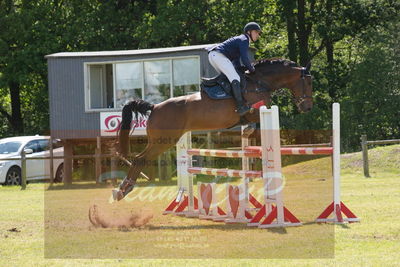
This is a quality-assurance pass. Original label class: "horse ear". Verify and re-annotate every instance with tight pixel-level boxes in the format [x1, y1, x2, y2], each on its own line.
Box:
[305, 62, 312, 71]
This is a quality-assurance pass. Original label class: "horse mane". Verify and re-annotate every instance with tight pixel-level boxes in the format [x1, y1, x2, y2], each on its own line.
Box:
[254, 58, 299, 69]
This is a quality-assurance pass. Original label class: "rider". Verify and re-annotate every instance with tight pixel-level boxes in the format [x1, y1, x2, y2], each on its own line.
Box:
[208, 22, 262, 116]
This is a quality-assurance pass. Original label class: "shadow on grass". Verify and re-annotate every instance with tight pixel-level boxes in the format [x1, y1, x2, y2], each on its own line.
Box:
[143, 220, 339, 233]
[302, 221, 352, 229]
[143, 221, 337, 233]
[140, 223, 289, 234]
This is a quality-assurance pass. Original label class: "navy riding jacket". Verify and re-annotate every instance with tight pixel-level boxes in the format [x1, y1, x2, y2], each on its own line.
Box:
[210, 34, 255, 73]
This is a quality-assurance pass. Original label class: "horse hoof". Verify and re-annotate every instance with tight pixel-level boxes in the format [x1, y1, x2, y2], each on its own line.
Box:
[112, 189, 124, 201]
[242, 125, 255, 138]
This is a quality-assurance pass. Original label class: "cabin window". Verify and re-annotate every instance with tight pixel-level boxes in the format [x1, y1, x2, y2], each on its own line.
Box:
[144, 60, 171, 104]
[173, 57, 200, 96]
[85, 56, 200, 111]
[88, 64, 114, 109]
[115, 62, 143, 108]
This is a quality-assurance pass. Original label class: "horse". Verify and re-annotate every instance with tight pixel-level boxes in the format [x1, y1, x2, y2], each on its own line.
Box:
[112, 58, 313, 201]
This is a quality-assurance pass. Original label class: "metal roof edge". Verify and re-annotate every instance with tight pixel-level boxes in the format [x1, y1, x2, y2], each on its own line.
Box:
[45, 44, 217, 59]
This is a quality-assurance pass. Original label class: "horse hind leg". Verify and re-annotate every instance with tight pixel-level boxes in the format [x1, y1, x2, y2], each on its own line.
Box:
[113, 154, 151, 201]
[113, 132, 183, 201]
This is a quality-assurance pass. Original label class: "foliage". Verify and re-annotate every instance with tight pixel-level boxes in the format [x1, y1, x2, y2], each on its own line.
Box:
[341, 22, 400, 151]
[0, 0, 399, 151]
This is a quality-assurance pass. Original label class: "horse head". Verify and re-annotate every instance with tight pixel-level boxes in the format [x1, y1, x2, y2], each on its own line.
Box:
[249, 59, 313, 113]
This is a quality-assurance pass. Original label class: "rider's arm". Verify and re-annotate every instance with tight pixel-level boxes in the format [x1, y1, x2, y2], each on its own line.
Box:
[239, 39, 255, 73]
[232, 59, 241, 69]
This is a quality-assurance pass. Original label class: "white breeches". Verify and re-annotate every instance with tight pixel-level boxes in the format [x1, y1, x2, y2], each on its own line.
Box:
[208, 51, 240, 83]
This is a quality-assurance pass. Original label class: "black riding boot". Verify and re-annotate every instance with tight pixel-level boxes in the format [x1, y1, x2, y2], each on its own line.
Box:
[231, 80, 250, 116]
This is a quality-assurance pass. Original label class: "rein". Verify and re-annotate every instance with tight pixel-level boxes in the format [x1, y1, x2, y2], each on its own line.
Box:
[243, 74, 272, 93]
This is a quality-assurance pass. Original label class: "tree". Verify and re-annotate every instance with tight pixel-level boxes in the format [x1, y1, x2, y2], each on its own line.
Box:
[0, 1, 26, 134]
[277, 0, 399, 66]
[341, 21, 400, 150]
[0, 0, 152, 135]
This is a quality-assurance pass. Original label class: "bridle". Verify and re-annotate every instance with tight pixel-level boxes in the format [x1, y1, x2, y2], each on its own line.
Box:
[296, 67, 313, 106]
[244, 67, 313, 107]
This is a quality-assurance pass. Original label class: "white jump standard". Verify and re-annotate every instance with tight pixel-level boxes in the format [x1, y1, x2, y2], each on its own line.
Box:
[315, 103, 360, 223]
[163, 132, 199, 217]
[246, 106, 302, 228]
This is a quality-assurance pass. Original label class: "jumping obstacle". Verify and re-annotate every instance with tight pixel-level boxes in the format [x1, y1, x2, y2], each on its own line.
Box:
[163, 128, 264, 222]
[163, 103, 359, 226]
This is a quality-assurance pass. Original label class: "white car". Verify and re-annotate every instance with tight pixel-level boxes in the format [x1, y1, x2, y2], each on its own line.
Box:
[0, 136, 64, 185]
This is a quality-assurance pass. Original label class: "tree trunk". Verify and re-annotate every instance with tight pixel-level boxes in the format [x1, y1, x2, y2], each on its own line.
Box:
[326, 40, 334, 65]
[297, 0, 309, 66]
[325, 0, 336, 99]
[282, 0, 297, 62]
[9, 81, 24, 134]
[326, 0, 334, 66]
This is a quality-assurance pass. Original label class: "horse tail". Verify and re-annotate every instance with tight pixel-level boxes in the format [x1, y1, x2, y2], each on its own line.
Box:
[119, 99, 154, 156]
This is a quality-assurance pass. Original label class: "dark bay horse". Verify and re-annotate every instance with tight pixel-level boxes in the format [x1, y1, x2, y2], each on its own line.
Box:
[113, 59, 313, 201]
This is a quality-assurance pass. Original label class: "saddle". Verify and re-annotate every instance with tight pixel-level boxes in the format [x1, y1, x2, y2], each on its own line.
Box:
[201, 72, 247, 100]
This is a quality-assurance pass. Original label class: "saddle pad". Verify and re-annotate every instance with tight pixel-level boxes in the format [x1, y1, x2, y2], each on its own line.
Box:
[201, 84, 233, 100]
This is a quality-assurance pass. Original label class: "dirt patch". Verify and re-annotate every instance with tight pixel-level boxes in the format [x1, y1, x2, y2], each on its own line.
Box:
[88, 204, 153, 229]
[7, 227, 21, 233]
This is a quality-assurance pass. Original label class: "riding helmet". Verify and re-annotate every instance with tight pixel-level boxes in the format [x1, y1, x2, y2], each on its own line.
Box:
[243, 22, 262, 33]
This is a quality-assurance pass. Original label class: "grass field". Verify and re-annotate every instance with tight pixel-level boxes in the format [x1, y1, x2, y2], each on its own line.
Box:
[0, 145, 399, 266]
